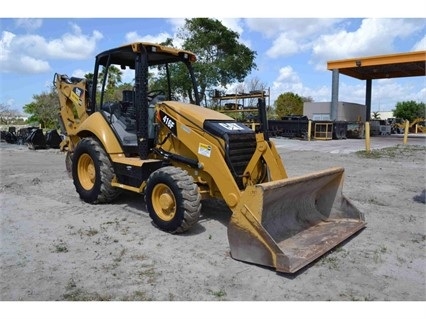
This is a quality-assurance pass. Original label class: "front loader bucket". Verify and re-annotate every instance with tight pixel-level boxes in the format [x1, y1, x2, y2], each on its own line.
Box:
[228, 167, 366, 273]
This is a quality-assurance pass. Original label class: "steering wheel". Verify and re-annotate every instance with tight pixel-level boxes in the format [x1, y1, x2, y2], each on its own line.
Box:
[147, 89, 166, 101]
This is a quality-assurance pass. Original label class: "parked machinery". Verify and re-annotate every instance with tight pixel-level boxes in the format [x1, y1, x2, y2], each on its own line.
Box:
[54, 42, 365, 273]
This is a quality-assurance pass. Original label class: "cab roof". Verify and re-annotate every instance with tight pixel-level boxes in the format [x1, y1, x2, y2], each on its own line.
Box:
[95, 42, 197, 68]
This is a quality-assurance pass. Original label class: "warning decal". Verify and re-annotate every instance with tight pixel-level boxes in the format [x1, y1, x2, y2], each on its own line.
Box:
[198, 143, 212, 158]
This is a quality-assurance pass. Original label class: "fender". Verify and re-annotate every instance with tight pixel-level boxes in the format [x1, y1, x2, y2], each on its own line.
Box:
[76, 112, 123, 154]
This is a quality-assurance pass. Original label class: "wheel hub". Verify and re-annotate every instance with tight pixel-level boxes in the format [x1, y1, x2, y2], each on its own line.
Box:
[78, 153, 96, 190]
[152, 184, 176, 221]
[159, 193, 174, 210]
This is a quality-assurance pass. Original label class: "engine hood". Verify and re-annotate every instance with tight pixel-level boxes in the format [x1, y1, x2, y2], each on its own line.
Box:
[159, 101, 235, 128]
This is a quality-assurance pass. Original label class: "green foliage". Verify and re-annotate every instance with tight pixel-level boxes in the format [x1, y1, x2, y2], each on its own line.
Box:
[273, 92, 304, 118]
[177, 18, 257, 104]
[86, 67, 132, 103]
[99, 65, 123, 102]
[23, 88, 59, 129]
[392, 100, 425, 122]
[372, 111, 381, 119]
[149, 62, 194, 102]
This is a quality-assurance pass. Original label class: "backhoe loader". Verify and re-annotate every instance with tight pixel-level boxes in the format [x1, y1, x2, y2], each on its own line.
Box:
[54, 42, 366, 273]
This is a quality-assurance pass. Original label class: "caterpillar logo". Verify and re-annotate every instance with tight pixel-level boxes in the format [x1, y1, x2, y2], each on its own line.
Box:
[159, 110, 177, 135]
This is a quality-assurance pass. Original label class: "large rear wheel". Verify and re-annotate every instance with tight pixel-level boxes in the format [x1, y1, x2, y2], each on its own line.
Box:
[72, 137, 121, 204]
[145, 166, 201, 233]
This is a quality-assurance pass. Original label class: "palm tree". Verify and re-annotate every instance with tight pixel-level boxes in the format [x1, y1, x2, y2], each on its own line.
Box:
[372, 111, 381, 120]
[98, 66, 123, 102]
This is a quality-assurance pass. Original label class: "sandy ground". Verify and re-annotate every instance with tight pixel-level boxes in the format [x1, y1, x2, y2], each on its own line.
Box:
[0, 136, 425, 315]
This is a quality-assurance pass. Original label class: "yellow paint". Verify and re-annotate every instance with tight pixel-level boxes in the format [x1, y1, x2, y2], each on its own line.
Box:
[403, 120, 409, 144]
[365, 122, 371, 152]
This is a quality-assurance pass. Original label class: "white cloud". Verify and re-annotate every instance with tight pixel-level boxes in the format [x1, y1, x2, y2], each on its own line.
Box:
[372, 79, 426, 107]
[412, 34, 426, 51]
[71, 69, 90, 78]
[1, 31, 49, 73]
[246, 18, 425, 71]
[5, 98, 16, 107]
[43, 23, 103, 59]
[271, 66, 305, 100]
[237, 18, 425, 108]
[147, 18, 247, 49]
[246, 18, 341, 58]
[220, 18, 244, 36]
[19, 56, 50, 73]
[417, 87, 426, 102]
[246, 18, 340, 39]
[0, 31, 15, 62]
[167, 18, 186, 29]
[267, 35, 300, 57]
[124, 31, 172, 45]
[14, 18, 43, 31]
[0, 24, 103, 74]
[275, 66, 300, 83]
[311, 18, 425, 70]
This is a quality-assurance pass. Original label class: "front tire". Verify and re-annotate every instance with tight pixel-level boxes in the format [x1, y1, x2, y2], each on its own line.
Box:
[145, 166, 201, 233]
[72, 137, 121, 204]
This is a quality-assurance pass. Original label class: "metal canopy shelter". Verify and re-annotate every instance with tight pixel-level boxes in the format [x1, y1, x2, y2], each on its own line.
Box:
[327, 50, 426, 121]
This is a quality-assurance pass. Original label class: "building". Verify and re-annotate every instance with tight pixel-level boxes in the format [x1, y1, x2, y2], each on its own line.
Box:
[303, 101, 366, 122]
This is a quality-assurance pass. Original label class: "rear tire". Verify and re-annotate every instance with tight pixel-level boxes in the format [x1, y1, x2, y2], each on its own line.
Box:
[72, 137, 121, 204]
[145, 166, 201, 233]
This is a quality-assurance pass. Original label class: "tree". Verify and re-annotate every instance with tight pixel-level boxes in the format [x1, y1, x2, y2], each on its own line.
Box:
[393, 100, 425, 122]
[302, 96, 314, 103]
[23, 88, 59, 129]
[273, 92, 304, 119]
[85, 66, 130, 103]
[176, 18, 257, 104]
[372, 111, 381, 120]
[245, 76, 269, 108]
[98, 65, 123, 101]
[0, 103, 22, 125]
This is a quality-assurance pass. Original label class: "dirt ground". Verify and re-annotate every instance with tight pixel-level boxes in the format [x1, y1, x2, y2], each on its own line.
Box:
[0, 136, 425, 314]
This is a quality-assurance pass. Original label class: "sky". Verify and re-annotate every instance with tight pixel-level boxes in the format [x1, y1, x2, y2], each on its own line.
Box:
[1, 1, 425, 118]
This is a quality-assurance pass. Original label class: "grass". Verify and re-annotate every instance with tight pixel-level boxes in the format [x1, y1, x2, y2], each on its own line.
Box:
[356, 145, 426, 159]
[137, 265, 158, 284]
[138, 267, 156, 278]
[320, 255, 339, 270]
[373, 245, 388, 263]
[209, 289, 227, 299]
[62, 278, 112, 301]
[62, 288, 112, 301]
[52, 240, 68, 253]
[121, 291, 152, 301]
[77, 226, 99, 238]
[339, 291, 376, 301]
[319, 247, 349, 270]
